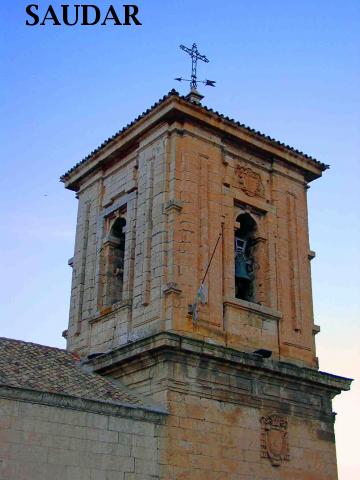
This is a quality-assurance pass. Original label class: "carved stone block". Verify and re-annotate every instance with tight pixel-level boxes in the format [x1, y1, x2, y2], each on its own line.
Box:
[236, 164, 265, 198]
[260, 414, 290, 466]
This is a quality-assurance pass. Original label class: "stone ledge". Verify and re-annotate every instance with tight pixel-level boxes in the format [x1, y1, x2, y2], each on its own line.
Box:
[308, 249, 316, 260]
[88, 299, 133, 324]
[164, 199, 183, 213]
[0, 385, 167, 421]
[223, 297, 282, 320]
[86, 332, 352, 393]
[231, 188, 276, 214]
[163, 282, 182, 295]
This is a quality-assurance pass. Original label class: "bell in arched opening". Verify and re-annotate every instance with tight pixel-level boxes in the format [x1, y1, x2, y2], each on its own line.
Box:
[234, 213, 256, 301]
[107, 217, 126, 305]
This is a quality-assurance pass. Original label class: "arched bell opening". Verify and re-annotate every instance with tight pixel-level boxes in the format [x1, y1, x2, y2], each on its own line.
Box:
[106, 217, 126, 305]
[234, 212, 257, 301]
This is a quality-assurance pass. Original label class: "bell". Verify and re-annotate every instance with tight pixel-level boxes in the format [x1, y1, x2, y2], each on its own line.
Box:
[235, 258, 252, 281]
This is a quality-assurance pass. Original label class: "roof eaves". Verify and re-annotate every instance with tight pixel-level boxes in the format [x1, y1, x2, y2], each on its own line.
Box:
[0, 337, 160, 411]
[60, 89, 328, 183]
[184, 100, 328, 171]
[60, 89, 180, 183]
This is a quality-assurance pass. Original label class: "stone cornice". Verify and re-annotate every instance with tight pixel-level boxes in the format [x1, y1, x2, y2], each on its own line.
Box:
[61, 91, 327, 191]
[0, 385, 167, 421]
[223, 297, 282, 320]
[86, 332, 352, 394]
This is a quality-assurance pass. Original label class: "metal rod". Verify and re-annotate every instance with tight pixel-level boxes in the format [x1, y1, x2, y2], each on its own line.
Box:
[201, 232, 222, 285]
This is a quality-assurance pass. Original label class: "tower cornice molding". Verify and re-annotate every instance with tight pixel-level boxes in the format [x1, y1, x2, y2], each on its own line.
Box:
[85, 332, 352, 394]
[61, 91, 327, 191]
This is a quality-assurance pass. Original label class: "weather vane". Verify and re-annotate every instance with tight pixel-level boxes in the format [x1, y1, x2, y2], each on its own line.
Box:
[175, 43, 216, 90]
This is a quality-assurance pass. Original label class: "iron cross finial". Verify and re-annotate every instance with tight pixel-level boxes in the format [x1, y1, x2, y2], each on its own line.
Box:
[175, 43, 216, 90]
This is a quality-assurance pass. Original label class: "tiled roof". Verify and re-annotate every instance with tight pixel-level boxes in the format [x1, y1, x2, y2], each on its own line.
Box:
[0, 337, 149, 409]
[60, 89, 327, 182]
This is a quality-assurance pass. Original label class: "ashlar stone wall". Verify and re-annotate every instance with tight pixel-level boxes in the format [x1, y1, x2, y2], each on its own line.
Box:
[89, 334, 343, 480]
[66, 107, 320, 367]
[0, 396, 163, 480]
[170, 120, 317, 367]
[159, 391, 338, 480]
[67, 124, 171, 356]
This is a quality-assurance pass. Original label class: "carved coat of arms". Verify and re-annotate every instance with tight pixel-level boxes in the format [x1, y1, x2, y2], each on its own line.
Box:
[235, 165, 265, 198]
[260, 414, 290, 466]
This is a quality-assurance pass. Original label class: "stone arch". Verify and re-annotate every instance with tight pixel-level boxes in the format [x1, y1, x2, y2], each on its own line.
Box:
[106, 216, 126, 305]
[234, 212, 257, 301]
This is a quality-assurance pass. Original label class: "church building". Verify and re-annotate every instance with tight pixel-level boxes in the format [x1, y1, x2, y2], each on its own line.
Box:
[0, 88, 352, 479]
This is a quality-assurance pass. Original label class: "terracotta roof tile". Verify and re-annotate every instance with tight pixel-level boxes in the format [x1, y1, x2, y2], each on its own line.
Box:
[60, 89, 327, 182]
[0, 337, 149, 409]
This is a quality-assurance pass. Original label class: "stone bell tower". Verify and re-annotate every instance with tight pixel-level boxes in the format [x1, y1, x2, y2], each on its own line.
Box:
[61, 90, 351, 479]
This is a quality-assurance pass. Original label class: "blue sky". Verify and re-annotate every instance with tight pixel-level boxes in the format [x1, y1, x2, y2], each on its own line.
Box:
[1, 1, 359, 476]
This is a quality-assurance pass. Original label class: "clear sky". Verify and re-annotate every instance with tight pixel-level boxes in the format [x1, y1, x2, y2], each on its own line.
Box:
[1, 1, 359, 477]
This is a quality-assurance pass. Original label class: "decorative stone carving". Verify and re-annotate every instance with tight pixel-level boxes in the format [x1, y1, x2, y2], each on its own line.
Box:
[260, 414, 290, 466]
[235, 164, 264, 198]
